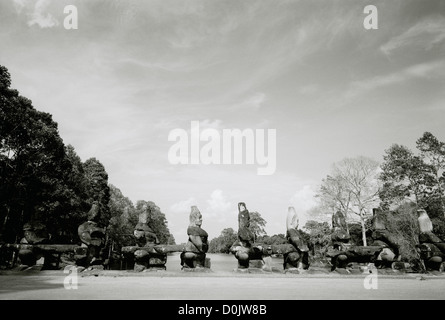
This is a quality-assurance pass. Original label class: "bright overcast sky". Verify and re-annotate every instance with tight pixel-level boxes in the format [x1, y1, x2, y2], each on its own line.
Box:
[1, 0, 445, 243]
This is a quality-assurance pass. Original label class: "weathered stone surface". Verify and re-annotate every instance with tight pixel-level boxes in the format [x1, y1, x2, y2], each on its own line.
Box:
[122, 205, 169, 271]
[282, 207, 310, 270]
[181, 206, 210, 270]
[230, 202, 266, 269]
[417, 209, 445, 271]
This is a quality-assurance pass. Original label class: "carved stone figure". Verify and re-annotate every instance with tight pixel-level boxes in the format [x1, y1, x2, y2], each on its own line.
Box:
[327, 210, 385, 271]
[18, 221, 50, 266]
[230, 202, 263, 269]
[121, 204, 168, 271]
[75, 202, 106, 267]
[327, 211, 351, 269]
[180, 206, 210, 269]
[331, 210, 351, 247]
[369, 208, 401, 268]
[417, 209, 445, 271]
[282, 207, 310, 270]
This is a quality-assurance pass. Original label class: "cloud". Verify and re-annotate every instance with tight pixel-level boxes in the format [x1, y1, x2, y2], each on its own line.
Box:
[169, 197, 198, 215]
[289, 185, 317, 227]
[289, 185, 317, 212]
[27, 0, 59, 28]
[229, 93, 266, 111]
[205, 189, 232, 219]
[381, 16, 445, 55]
[346, 59, 445, 99]
[12, 0, 27, 14]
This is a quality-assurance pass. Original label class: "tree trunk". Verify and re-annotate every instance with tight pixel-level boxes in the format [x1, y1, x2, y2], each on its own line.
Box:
[360, 214, 367, 246]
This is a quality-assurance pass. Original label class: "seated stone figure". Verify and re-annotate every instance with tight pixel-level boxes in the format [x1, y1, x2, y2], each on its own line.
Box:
[75, 201, 106, 267]
[327, 209, 400, 271]
[282, 207, 310, 270]
[122, 204, 168, 271]
[18, 221, 50, 266]
[331, 210, 351, 248]
[327, 210, 351, 270]
[181, 206, 209, 269]
[230, 202, 263, 269]
[417, 209, 445, 271]
[369, 208, 401, 268]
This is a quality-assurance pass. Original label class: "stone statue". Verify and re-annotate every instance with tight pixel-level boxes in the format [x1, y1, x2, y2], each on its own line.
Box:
[282, 207, 310, 270]
[180, 206, 210, 269]
[327, 210, 385, 271]
[327, 211, 351, 270]
[134, 208, 160, 248]
[417, 209, 445, 271]
[230, 202, 263, 269]
[369, 208, 401, 268]
[331, 210, 351, 247]
[18, 221, 50, 266]
[75, 201, 106, 267]
[121, 204, 168, 271]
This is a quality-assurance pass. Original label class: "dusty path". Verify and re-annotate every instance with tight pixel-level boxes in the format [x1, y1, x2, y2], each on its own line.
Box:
[1, 272, 445, 300]
[1, 253, 444, 300]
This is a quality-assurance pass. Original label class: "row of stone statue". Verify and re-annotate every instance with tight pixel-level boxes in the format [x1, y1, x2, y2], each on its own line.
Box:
[4, 201, 445, 273]
[77, 202, 445, 273]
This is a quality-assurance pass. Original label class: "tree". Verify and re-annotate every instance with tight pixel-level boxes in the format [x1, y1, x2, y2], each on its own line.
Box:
[379, 144, 437, 211]
[248, 211, 267, 242]
[303, 220, 331, 255]
[416, 132, 445, 217]
[317, 156, 381, 246]
[107, 184, 138, 249]
[208, 228, 238, 253]
[256, 234, 287, 246]
[0, 65, 71, 242]
[135, 200, 174, 244]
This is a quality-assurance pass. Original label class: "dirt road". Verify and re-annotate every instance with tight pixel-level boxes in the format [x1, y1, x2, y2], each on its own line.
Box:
[1, 253, 444, 300]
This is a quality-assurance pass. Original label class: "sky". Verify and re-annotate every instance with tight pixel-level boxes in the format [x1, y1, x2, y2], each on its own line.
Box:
[1, 0, 445, 243]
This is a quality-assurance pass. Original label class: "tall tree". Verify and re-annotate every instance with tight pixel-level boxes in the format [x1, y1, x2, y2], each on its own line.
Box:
[135, 200, 174, 244]
[317, 156, 381, 246]
[379, 144, 436, 211]
[0, 65, 69, 242]
[248, 211, 267, 242]
[416, 132, 445, 217]
[107, 184, 137, 249]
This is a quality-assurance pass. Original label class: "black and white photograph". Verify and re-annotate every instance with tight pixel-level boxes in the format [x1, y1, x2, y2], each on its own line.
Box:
[1, 0, 445, 307]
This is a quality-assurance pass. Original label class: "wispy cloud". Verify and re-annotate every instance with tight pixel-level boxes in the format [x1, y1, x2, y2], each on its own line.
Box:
[205, 189, 232, 218]
[15, 0, 59, 28]
[229, 93, 266, 111]
[170, 197, 198, 215]
[346, 59, 445, 99]
[381, 16, 445, 55]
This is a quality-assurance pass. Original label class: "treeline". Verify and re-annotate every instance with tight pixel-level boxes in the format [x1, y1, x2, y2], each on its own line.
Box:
[209, 132, 445, 262]
[0, 65, 174, 248]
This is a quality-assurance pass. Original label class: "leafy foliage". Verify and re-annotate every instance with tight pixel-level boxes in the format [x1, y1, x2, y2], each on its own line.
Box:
[135, 200, 175, 244]
[248, 211, 267, 241]
[0, 65, 174, 249]
[316, 156, 381, 246]
[1, 65, 75, 242]
[208, 228, 238, 253]
[302, 220, 331, 254]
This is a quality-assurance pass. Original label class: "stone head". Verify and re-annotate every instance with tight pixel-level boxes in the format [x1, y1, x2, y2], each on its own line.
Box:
[417, 209, 433, 233]
[286, 207, 299, 230]
[87, 201, 100, 221]
[189, 206, 202, 227]
[332, 210, 347, 230]
[238, 202, 247, 212]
